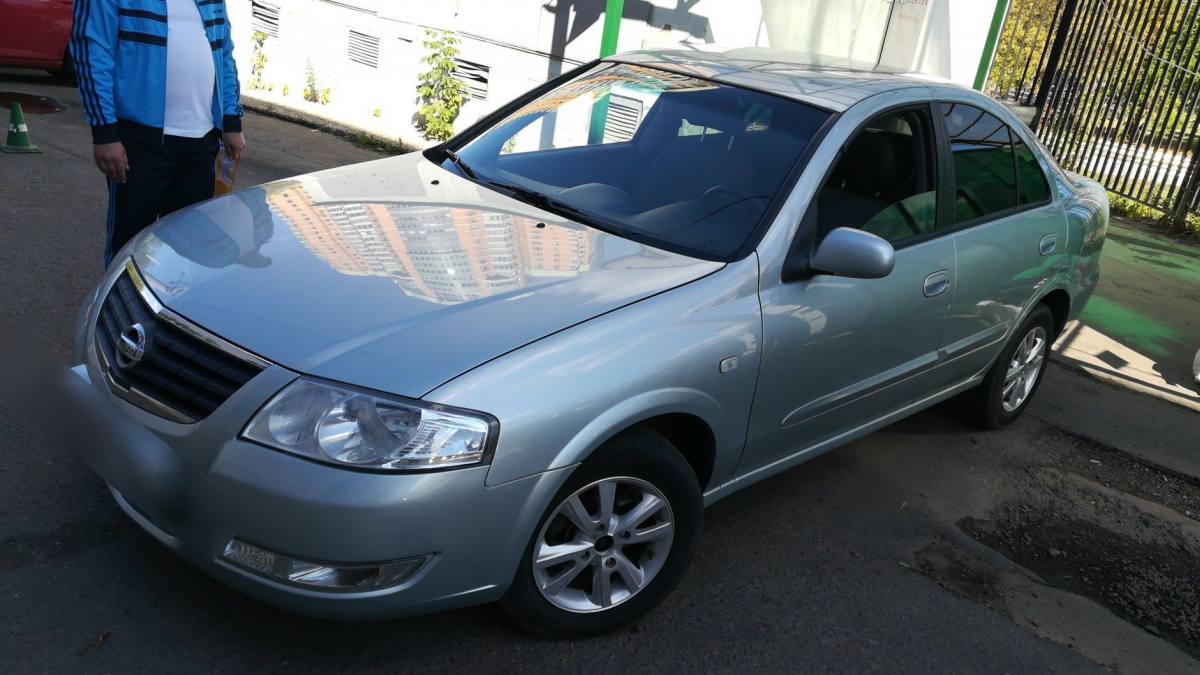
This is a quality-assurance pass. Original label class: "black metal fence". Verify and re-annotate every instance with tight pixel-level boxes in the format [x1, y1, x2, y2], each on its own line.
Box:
[987, 0, 1200, 225]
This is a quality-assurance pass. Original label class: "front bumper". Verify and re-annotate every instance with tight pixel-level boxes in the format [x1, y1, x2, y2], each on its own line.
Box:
[65, 363, 570, 620]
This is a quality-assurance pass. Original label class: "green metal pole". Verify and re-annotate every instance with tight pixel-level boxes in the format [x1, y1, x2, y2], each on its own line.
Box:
[973, 0, 1011, 91]
[599, 0, 625, 58]
[589, 0, 625, 144]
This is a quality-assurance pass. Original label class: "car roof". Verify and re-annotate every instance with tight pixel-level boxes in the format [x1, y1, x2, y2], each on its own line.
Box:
[609, 46, 954, 112]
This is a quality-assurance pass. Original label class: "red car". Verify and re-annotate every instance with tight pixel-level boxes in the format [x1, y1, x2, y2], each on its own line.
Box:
[0, 0, 74, 74]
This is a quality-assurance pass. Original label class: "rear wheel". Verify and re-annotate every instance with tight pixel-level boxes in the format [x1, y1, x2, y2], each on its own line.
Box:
[964, 305, 1054, 428]
[501, 427, 701, 637]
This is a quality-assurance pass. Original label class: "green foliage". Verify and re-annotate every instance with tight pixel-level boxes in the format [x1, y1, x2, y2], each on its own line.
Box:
[303, 61, 331, 105]
[1109, 192, 1200, 235]
[248, 31, 269, 90]
[989, 0, 1200, 231]
[416, 30, 467, 141]
[350, 131, 394, 153]
[281, 84, 290, 97]
[986, 0, 1056, 100]
[988, 0, 1200, 146]
[1109, 192, 1163, 222]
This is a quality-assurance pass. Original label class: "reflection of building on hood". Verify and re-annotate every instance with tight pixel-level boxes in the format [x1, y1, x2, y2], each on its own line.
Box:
[156, 190, 275, 269]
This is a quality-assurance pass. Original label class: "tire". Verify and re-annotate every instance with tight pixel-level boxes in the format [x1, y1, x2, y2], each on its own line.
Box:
[501, 427, 702, 638]
[964, 305, 1055, 429]
[55, 51, 77, 84]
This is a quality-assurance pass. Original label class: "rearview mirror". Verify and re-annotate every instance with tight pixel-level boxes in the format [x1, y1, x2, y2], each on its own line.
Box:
[808, 227, 895, 279]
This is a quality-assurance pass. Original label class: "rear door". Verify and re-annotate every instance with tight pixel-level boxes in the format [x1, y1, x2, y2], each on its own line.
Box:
[935, 101, 1068, 380]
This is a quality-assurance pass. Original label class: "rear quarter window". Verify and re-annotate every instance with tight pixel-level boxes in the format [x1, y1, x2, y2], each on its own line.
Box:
[1014, 139, 1051, 205]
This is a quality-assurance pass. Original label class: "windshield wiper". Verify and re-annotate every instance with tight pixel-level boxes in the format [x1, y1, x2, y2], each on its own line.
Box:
[441, 148, 477, 179]
[482, 180, 624, 234]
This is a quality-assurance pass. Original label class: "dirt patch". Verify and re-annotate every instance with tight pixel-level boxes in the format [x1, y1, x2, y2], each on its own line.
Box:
[913, 540, 1003, 605]
[963, 505, 1200, 659]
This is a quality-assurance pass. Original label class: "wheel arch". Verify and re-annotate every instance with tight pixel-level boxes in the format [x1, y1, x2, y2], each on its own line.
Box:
[976, 285, 1072, 377]
[635, 413, 716, 490]
[1040, 287, 1072, 338]
[548, 389, 725, 492]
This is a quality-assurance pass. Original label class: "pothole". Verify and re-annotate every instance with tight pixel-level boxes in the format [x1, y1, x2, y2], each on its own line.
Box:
[914, 425, 1200, 666]
[962, 507, 1200, 659]
[1051, 429, 1200, 519]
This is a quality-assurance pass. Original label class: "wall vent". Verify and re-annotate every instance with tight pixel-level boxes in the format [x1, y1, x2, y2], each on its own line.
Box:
[250, 1, 280, 38]
[453, 58, 490, 100]
[603, 95, 644, 143]
[348, 30, 381, 68]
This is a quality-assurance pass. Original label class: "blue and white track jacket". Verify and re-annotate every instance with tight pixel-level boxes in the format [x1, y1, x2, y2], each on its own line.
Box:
[71, 0, 243, 144]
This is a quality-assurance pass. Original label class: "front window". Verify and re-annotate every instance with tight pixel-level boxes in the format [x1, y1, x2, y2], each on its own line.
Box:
[815, 108, 938, 246]
[441, 63, 830, 261]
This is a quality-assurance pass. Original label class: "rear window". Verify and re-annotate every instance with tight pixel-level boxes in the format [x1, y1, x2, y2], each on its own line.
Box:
[449, 62, 831, 261]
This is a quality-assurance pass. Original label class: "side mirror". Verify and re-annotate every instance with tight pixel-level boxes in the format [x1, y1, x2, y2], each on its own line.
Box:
[808, 227, 896, 279]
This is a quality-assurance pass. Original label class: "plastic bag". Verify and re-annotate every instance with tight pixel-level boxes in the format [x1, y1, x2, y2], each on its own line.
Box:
[214, 148, 239, 197]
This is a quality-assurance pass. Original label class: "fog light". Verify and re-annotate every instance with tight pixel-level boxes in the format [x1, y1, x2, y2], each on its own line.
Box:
[221, 538, 430, 592]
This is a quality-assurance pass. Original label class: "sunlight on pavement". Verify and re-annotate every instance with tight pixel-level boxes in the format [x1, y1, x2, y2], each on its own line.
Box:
[1051, 218, 1200, 411]
[1054, 321, 1200, 412]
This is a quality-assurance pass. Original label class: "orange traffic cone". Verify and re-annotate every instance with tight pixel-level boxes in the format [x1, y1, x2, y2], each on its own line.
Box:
[1, 102, 41, 153]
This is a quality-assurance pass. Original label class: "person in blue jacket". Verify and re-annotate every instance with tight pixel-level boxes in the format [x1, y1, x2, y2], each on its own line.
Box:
[71, 0, 247, 265]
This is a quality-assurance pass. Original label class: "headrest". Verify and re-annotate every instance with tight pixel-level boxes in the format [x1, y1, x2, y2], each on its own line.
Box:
[834, 131, 897, 194]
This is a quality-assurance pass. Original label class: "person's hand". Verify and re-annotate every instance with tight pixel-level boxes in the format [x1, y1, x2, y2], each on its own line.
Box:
[223, 132, 246, 161]
[94, 142, 129, 183]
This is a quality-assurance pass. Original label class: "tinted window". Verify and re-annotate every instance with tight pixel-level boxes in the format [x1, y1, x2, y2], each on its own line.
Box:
[941, 103, 1018, 222]
[1014, 138, 1051, 204]
[449, 63, 831, 261]
[816, 109, 938, 244]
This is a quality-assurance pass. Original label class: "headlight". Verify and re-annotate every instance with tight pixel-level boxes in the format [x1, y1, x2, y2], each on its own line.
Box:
[243, 378, 495, 471]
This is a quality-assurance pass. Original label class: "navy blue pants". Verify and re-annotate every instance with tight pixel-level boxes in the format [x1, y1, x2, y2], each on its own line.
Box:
[105, 129, 221, 265]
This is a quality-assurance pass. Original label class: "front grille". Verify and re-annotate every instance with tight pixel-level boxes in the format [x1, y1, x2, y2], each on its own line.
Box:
[94, 267, 265, 422]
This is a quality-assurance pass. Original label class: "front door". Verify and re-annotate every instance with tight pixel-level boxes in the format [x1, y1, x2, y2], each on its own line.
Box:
[741, 104, 956, 473]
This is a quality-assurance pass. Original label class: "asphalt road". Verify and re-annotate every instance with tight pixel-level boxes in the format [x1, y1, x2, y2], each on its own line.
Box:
[3, 74, 1199, 674]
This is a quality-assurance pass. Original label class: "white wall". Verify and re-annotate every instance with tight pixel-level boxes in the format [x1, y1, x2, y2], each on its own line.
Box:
[227, 0, 1002, 149]
[911, 0, 1004, 86]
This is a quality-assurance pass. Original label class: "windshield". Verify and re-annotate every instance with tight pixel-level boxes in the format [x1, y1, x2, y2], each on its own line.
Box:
[444, 62, 831, 261]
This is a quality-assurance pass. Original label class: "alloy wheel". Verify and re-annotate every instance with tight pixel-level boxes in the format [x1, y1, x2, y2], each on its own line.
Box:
[532, 476, 674, 612]
[1002, 325, 1047, 413]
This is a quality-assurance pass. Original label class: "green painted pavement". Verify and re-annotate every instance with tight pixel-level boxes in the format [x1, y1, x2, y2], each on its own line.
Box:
[1078, 218, 1199, 393]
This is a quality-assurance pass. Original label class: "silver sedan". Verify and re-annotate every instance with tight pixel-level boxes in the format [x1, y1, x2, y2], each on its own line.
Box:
[68, 47, 1107, 637]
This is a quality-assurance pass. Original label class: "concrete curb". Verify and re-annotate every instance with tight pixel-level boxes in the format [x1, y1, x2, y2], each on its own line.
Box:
[240, 92, 418, 154]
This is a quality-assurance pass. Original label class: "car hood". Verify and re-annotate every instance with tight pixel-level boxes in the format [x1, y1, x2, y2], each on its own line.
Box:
[131, 153, 722, 398]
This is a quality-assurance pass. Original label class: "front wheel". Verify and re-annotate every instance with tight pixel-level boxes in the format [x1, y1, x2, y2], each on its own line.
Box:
[964, 305, 1054, 428]
[501, 428, 702, 637]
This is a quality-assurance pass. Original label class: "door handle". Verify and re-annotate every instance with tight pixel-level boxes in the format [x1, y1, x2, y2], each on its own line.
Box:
[923, 270, 950, 298]
[1039, 234, 1057, 256]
